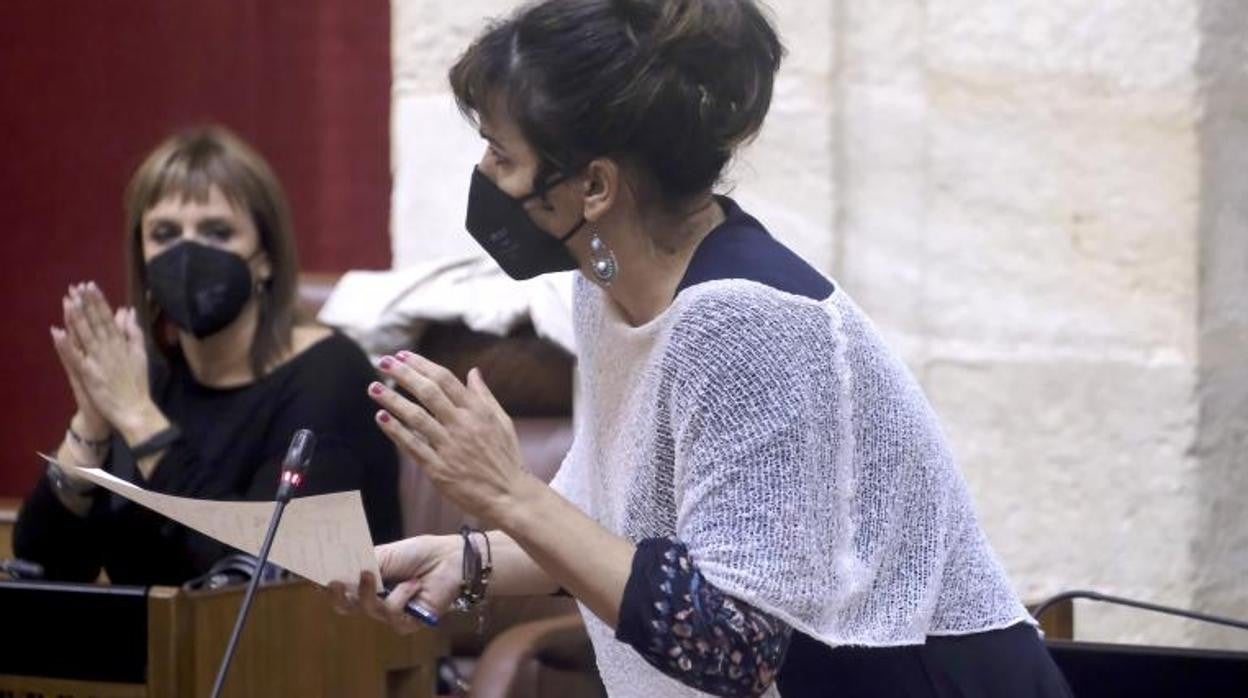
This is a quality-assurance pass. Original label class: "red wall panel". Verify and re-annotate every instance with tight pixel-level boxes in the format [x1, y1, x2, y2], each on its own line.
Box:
[0, 1, 391, 495]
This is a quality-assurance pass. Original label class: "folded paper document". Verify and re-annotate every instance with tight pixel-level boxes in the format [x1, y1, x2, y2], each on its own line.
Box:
[38, 454, 379, 587]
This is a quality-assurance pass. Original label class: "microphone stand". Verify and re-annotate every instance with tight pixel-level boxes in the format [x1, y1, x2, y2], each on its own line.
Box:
[210, 429, 315, 698]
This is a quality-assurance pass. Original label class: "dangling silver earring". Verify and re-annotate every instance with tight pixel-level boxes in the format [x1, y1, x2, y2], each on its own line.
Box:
[588, 230, 618, 286]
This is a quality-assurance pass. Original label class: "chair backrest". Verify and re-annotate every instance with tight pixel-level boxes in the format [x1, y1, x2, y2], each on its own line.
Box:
[297, 273, 576, 536]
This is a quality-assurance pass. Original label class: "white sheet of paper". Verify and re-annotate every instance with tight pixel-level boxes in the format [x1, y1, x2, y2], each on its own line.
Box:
[39, 454, 379, 587]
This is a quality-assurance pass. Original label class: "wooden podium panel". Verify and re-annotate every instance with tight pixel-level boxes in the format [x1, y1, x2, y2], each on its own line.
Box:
[179, 582, 444, 697]
[0, 580, 446, 698]
[0, 497, 18, 561]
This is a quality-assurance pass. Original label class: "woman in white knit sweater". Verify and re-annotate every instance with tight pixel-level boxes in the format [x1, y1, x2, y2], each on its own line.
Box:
[333, 1, 1072, 695]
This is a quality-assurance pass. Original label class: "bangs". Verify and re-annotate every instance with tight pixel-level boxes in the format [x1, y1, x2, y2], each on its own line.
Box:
[448, 20, 578, 178]
[131, 137, 253, 216]
[448, 20, 518, 128]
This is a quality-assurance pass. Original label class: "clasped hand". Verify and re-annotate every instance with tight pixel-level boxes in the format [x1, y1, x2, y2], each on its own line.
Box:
[51, 282, 150, 437]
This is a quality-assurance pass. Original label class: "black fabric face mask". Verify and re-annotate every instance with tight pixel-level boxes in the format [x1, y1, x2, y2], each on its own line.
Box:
[464, 167, 586, 280]
[146, 242, 256, 338]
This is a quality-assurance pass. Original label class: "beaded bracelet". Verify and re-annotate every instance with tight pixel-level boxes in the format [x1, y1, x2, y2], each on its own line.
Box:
[452, 526, 492, 612]
[67, 426, 110, 455]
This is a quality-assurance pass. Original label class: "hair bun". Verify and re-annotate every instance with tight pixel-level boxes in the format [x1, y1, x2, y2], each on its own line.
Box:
[452, 0, 783, 207]
[617, 0, 782, 151]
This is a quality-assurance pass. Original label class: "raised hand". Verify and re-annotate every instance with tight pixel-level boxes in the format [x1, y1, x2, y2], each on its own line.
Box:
[366, 351, 533, 524]
[50, 321, 109, 440]
[60, 282, 154, 435]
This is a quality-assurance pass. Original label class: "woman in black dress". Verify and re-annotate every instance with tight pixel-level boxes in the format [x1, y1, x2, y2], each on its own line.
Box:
[16, 127, 402, 585]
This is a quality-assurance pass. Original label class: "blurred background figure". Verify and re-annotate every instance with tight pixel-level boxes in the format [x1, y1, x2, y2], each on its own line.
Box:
[13, 127, 401, 584]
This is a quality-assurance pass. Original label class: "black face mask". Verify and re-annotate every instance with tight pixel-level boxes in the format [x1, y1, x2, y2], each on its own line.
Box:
[146, 242, 256, 338]
[464, 167, 586, 280]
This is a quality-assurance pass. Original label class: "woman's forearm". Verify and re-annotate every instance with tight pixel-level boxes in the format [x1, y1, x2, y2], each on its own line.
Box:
[493, 475, 636, 629]
[482, 530, 562, 597]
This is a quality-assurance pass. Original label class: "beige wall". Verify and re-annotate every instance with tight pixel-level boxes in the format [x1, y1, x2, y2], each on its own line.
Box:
[1193, 0, 1248, 650]
[391, 0, 1248, 648]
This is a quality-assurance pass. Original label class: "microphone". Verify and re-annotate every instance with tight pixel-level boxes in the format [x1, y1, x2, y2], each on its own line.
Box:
[276, 428, 315, 502]
[272, 431, 438, 626]
[210, 429, 315, 698]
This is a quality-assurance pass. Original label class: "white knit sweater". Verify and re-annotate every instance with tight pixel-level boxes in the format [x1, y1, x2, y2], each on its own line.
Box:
[550, 275, 1031, 697]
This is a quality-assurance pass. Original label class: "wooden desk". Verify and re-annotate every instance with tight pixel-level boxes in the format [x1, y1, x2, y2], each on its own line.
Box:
[0, 497, 18, 561]
[0, 580, 446, 698]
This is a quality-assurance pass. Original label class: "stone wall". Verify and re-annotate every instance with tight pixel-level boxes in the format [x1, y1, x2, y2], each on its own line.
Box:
[390, 0, 1248, 648]
[1193, 0, 1248, 651]
[842, 0, 1206, 648]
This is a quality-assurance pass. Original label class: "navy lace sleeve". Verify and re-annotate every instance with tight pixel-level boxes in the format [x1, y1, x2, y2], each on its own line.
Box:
[615, 537, 792, 696]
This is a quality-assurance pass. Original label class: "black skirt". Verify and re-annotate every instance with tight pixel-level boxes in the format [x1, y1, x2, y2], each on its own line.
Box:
[776, 622, 1073, 697]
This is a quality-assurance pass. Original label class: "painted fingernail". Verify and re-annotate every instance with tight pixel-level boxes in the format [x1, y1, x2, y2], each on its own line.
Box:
[396, 350, 413, 361]
[378, 410, 391, 423]
[379, 356, 394, 370]
[369, 382, 384, 396]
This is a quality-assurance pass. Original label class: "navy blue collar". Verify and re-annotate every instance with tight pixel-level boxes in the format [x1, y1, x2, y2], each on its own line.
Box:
[675, 196, 834, 302]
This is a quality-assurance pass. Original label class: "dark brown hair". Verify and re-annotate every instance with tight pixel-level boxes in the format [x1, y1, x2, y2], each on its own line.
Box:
[123, 126, 300, 378]
[450, 0, 783, 212]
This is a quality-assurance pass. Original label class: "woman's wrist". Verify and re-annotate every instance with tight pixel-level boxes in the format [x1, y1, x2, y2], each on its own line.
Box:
[452, 526, 493, 611]
[64, 437, 107, 468]
[488, 473, 548, 537]
[70, 411, 110, 442]
[49, 440, 100, 516]
[63, 422, 108, 467]
[114, 401, 170, 446]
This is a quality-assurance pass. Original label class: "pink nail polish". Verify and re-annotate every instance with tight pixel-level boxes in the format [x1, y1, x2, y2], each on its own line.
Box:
[379, 356, 393, 370]
[378, 411, 391, 423]
[369, 382, 384, 396]
[396, 350, 412, 360]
